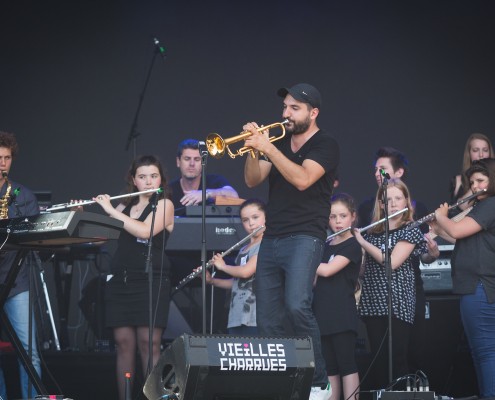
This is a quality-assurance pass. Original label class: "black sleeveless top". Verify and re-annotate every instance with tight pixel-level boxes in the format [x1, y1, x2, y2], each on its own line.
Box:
[111, 201, 171, 277]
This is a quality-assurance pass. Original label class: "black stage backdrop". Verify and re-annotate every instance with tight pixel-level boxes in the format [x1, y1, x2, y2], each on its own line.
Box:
[0, 0, 494, 213]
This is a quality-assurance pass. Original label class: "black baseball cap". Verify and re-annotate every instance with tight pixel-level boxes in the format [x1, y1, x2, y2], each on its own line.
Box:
[277, 83, 321, 109]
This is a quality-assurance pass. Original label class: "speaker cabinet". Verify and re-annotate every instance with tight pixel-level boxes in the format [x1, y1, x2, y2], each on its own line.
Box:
[143, 334, 315, 400]
[423, 295, 478, 397]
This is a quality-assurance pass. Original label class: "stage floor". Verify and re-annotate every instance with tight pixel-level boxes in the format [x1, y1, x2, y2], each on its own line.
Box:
[1, 343, 478, 400]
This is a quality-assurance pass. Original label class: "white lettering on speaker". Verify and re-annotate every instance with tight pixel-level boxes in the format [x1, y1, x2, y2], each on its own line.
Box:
[218, 341, 287, 371]
[215, 227, 237, 235]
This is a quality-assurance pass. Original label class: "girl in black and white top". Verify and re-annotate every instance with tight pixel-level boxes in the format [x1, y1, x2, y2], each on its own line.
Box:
[354, 179, 427, 389]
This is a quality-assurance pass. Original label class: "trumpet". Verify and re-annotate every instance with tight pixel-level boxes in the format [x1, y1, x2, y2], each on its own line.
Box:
[406, 189, 486, 230]
[172, 224, 265, 294]
[206, 119, 289, 159]
[326, 208, 409, 242]
[46, 188, 163, 212]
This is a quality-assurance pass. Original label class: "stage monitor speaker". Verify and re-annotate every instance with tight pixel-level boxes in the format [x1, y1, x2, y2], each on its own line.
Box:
[143, 333, 315, 400]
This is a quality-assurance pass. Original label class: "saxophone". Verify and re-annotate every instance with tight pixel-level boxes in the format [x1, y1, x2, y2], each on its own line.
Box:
[0, 171, 12, 220]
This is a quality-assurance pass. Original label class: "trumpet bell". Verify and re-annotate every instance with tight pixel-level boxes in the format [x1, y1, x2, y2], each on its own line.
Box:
[205, 119, 289, 159]
[206, 133, 226, 159]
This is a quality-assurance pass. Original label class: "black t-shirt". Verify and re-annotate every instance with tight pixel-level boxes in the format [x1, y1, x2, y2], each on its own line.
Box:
[451, 196, 495, 303]
[313, 237, 362, 335]
[264, 130, 339, 241]
[169, 174, 232, 216]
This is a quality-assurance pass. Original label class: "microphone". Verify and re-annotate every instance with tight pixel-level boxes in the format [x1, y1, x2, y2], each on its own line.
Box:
[198, 140, 208, 157]
[153, 37, 167, 59]
[8, 187, 20, 206]
[379, 168, 390, 179]
[149, 187, 163, 205]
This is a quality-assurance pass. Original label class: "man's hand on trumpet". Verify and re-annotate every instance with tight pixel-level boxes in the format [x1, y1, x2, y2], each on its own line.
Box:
[243, 122, 271, 156]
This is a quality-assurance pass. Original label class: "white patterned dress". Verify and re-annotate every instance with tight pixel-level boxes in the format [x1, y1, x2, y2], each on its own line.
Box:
[358, 226, 427, 324]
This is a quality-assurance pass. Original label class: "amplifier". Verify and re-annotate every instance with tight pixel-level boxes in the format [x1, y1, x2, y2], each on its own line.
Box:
[144, 334, 315, 400]
[166, 217, 245, 251]
[420, 244, 454, 293]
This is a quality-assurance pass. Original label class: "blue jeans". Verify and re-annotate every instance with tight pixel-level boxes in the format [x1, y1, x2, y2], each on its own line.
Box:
[255, 235, 327, 387]
[0, 291, 41, 400]
[460, 281, 495, 398]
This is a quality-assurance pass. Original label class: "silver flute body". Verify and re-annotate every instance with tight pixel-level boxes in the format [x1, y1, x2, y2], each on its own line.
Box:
[326, 207, 409, 242]
[46, 188, 162, 211]
[172, 225, 265, 293]
[406, 189, 486, 229]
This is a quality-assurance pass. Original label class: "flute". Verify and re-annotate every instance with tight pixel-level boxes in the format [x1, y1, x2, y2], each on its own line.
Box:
[172, 225, 265, 294]
[406, 189, 486, 229]
[46, 188, 163, 212]
[326, 208, 409, 242]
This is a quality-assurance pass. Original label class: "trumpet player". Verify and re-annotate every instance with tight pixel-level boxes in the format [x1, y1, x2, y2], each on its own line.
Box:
[243, 83, 339, 400]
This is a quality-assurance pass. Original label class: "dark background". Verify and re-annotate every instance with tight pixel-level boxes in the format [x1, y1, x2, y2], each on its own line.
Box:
[1, 0, 494, 213]
[1, 1, 492, 397]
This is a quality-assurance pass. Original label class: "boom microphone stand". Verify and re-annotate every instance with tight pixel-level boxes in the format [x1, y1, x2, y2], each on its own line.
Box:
[124, 37, 167, 158]
[379, 170, 393, 384]
[198, 141, 209, 335]
[145, 190, 161, 378]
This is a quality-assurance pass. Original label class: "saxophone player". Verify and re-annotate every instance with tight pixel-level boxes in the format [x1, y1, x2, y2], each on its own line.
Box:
[0, 130, 41, 400]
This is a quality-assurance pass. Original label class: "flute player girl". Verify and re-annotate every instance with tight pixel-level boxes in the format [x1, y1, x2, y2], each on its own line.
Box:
[354, 179, 427, 389]
[431, 158, 495, 398]
[201, 198, 266, 335]
[313, 193, 362, 400]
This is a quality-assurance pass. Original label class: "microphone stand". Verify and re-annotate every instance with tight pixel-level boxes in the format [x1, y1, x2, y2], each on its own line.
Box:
[145, 192, 160, 378]
[380, 174, 393, 385]
[198, 141, 209, 335]
[124, 45, 160, 158]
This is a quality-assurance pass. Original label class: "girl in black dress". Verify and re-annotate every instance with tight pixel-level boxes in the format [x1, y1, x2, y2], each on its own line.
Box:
[313, 193, 362, 400]
[93, 155, 174, 400]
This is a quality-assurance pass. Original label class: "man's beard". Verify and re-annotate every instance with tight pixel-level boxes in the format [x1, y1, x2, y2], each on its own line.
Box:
[287, 116, 311, 135]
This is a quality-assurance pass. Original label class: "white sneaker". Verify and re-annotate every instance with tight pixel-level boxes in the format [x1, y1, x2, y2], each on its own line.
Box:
[309, 382, 332, 400]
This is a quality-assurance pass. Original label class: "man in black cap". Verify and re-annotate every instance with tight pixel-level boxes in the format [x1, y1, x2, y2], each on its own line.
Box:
[243, 83, 339, 400]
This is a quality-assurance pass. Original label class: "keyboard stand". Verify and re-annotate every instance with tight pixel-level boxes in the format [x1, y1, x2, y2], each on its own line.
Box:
[0, 248, 48, 395]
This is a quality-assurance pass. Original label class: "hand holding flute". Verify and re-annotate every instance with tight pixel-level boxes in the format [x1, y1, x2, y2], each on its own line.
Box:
[326, 208, 408, 242]
[47, 188, 162, 212]
[172, 224, 265, 293]
[406, 189, 485, 230]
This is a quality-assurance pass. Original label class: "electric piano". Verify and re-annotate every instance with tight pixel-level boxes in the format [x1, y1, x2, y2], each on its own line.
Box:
[0, 210, 123, 395]
[0, 210, 123, 246]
